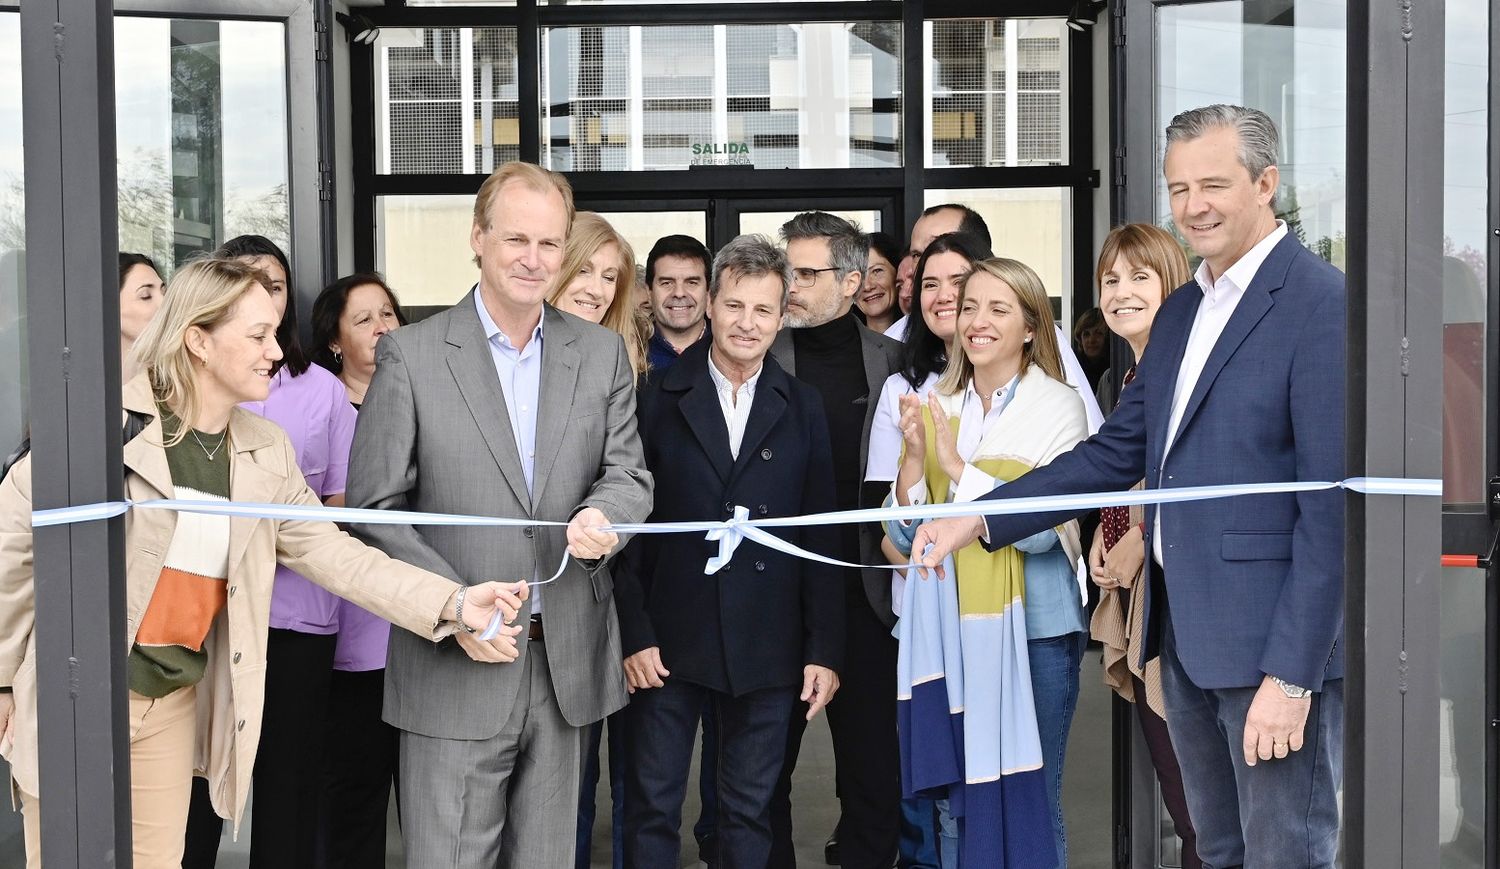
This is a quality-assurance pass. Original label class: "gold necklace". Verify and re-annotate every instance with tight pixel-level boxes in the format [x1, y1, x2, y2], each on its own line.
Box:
[191, 428, 228, 461]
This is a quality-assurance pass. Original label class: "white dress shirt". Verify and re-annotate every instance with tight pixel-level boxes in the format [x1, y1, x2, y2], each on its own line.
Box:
[707, 353, 762, 460]
[1153, 220, 1288, 565]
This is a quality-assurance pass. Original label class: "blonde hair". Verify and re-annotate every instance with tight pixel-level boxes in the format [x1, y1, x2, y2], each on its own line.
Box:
[1095, 223, 1192, 300]
[471, 163, 576, 268]
[936, 258, 1066, 396]
[548, 212, 648, 382]
[130, 257, 268, 445]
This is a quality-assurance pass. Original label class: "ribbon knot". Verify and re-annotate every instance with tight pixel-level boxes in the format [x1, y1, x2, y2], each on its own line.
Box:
[704, 505, 751, 574]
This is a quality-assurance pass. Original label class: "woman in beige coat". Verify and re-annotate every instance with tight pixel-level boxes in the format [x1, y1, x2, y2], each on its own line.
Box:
[0, 257, 530, 869]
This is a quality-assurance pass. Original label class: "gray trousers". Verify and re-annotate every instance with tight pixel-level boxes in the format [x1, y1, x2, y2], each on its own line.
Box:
[399, 642, 585, 869]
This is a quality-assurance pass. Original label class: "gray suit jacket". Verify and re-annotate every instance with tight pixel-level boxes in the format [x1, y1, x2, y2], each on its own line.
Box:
[770, 318, 904, 626]
[347, 294, 654, 738]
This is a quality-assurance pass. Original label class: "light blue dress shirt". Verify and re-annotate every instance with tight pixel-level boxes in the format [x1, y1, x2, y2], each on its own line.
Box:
[475, 290, 546, 612]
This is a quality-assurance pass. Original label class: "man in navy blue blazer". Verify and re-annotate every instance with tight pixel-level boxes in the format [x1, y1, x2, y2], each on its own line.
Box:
[615, 234, 845, 869]
[912, 105, 1346, 868]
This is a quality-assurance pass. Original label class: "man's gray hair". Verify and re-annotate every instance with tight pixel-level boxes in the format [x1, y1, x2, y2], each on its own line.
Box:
[778, 211, 867, 283]
[710, 234, 792, 308]
[1165, 104, 1281, 182]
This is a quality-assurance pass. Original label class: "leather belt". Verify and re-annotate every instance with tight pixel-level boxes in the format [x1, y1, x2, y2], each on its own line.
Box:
[528, 615, 544, 642]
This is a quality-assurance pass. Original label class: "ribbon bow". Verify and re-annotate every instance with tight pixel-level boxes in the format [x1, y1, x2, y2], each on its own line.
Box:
[705, 505, 751, 574]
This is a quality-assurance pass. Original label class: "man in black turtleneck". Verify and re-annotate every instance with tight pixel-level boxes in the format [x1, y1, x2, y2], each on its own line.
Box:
[767, 212, 903, 869]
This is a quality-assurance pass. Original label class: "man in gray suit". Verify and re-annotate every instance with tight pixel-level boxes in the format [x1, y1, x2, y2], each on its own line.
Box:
[347, 161, 654, 869]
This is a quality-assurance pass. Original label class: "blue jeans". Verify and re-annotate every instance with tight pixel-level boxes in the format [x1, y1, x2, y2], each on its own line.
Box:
[1028, 631, 1086, 869]
[1159, 618, 1343, 869]
[935, 798, 958, 869]
[577, 713, 626, 869]
[898, 797, 940, 869]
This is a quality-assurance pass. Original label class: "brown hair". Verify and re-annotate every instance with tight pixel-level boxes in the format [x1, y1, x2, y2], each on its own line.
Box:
[548, 212, 648, 382]
[936, 257, 1066, 395]
[471, 162, 576, 266]
[1094, 223, 1192, 300]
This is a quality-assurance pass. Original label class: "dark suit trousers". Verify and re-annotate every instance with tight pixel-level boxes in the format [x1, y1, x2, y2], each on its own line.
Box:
[770, 594, 899, 869]
[1159, 612, 1342, 869]
[319, 667, 400, 869]
[625, 678, 796, 869]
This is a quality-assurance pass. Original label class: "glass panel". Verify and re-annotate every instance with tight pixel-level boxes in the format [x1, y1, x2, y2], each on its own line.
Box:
[1440, 0, 1490, 506]
[926, 19, 1069, 168]
[375, 27, 520, 174]
[1439, 567, 1487, 867]
[542, 23, 901, 171]
[114, 17, 291, 269]
[0, 11, 27, 459]
[923, 187, 1073, 324]
[737, 208, 878, 241]
[1155, 1, 1346, 272]
[587, 211, 708, 270]
[375, 195, 479, 309]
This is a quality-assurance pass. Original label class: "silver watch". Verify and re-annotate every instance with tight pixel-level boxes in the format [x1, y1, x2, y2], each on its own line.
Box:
[1271, 676, 1311, 699]
[454, 586, 478, 634]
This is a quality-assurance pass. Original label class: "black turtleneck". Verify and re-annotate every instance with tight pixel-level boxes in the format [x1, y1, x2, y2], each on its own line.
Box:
[792, 312, 867, 567]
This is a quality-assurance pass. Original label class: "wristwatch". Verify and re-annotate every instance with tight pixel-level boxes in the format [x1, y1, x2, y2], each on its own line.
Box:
[453, 586, 479, 634]
[1271, 675, 1311, 699]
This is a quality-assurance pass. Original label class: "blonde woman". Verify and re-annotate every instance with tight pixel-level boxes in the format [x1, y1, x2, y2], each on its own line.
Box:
[893, 258, 1089, 868]
[548, 211, 650, 382]
[0, 257, 528, 869]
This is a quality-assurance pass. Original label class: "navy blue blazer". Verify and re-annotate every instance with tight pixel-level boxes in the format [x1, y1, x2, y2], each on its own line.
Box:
[614, 342, 845, 696]
[979, 233, 1346, 691]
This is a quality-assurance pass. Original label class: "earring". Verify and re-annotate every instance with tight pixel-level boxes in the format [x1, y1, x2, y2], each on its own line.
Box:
[1024, 336, 1033, 344]
[332, 348, 343, 365]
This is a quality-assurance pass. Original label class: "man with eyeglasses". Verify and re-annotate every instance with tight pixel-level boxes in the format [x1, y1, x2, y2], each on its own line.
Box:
[767, 212, 904, 869]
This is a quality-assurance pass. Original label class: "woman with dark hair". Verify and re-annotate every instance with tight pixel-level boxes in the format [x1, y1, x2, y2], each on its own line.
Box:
[857, 231, 904, 334]
[309, 272, 406, 869]
[182, 235, 360, 869]
[1071, 306, 1109, 392]
[119, 252, 166, 381]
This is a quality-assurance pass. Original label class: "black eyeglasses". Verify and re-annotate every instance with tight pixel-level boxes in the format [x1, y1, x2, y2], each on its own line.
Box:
[791, 266, 838, 287]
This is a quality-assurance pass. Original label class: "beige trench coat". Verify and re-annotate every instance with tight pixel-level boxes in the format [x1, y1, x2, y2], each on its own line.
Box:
[0, 375, 464, 834]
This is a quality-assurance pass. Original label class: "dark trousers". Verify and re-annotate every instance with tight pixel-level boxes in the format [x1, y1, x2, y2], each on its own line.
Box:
[1133, 675, 1202, 869]
[1159, 617, 1343, 869]
[771, 596, 900, 869]
[319, 667, 399, 869]
[184, 628, 336, 869]
[625, 678, 796, 869]
[578, 712, 627, 869]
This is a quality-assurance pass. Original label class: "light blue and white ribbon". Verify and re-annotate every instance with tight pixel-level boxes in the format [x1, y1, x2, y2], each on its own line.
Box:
[31, 476, 1442, 641]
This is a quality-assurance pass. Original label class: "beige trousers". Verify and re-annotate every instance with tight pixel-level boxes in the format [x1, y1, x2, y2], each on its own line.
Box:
[21, 685, 199, 869]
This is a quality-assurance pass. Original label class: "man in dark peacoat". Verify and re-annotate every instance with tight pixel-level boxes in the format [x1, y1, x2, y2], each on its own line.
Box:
[615, 235, 845, 869]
